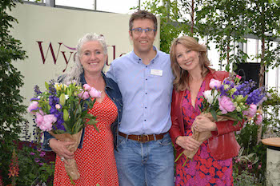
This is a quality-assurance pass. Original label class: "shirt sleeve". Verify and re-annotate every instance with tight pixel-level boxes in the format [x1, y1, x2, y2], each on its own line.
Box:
[106, 62, 117, 82]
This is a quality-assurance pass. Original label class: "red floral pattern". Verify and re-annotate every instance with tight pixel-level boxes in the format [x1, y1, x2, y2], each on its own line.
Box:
[175, 81, 233, 186]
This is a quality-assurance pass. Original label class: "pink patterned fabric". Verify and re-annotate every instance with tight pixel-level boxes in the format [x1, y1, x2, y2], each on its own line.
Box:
[175, 81, 233, 186]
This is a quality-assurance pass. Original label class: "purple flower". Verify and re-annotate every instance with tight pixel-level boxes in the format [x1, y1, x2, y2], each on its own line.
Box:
[34, 158, 40, 163]
[30, 152, 35, 155]
[27, 101, 39, 113]
[30, 97, 40, 101]
[246, 86, 266, 105]
[34, 85, 42, 95]
[39, 151, 46, 157]
[218, 96, 235, 114]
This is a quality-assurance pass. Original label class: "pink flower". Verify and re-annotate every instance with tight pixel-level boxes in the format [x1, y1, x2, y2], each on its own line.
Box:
[248, 164, 252, 169]
[78, 91, 90, 100]
[89, 87, 101, 98]
[209, 79, 222, 89]
[248, 104, 257, 117]
[55, 104, 61, 109]
[39, 114, 56, 131]
[83, 84, 91, 91]
[27, 101, 39, 113]
[255, 114, 263, 125]
[35, 111, 44, 126]
[236, 75, 241, 79]
[258, 164, 262, 169]
[218, 96, 235, 114]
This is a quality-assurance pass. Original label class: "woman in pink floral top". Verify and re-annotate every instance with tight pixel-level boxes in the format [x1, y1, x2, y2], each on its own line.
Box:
[169, 36, 243, 186]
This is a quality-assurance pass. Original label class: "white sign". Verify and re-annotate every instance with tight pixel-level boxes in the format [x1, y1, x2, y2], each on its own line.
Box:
[10, 3, 160, 132]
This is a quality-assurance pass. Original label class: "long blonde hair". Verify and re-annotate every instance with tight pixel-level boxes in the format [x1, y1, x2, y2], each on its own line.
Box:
[170, 36, 211, 91]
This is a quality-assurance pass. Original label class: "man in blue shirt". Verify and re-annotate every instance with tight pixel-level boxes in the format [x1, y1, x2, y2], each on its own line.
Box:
[106, 10, 174, 186]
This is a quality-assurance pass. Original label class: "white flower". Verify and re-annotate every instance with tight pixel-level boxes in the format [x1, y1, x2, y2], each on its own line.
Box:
[203, 90, 218, 104]
[65, 95, 69, 100]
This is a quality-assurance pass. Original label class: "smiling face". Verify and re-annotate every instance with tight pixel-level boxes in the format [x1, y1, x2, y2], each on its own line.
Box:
[175, 43, 201, 73]
[129, 18, 157, 55]
[79, 40, 107, 75]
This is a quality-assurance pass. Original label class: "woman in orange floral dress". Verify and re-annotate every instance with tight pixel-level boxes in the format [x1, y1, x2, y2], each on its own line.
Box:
[42, 33, 122, 185]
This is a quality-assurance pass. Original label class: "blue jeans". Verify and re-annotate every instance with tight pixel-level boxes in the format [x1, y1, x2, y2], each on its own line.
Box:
[115, 133, 175, 186]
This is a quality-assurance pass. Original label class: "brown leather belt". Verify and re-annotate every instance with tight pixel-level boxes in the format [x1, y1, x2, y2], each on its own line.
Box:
[118, 132, 167, 143]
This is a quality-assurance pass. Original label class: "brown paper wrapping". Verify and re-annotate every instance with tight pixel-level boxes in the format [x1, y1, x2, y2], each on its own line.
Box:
[49, 130, 82, 180]
[183, 112, 233, 159]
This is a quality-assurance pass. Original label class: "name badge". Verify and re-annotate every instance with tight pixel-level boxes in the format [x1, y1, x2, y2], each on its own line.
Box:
[151, 69, 163, 76]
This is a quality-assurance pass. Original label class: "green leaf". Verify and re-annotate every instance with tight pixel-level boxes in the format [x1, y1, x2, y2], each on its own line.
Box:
[210, 109, 218, 121]
[63, 109, 69, 121]
[60, 93, 66, 106]
[87, 119, 98, 125]
[45, 82, 49, 90]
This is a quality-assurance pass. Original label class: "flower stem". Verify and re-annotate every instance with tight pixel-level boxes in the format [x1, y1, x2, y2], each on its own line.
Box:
[175, 151, 184, 162]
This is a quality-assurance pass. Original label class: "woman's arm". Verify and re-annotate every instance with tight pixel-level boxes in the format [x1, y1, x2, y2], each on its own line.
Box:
[193, 115, 244, 136]
[169, 90, 200, 152]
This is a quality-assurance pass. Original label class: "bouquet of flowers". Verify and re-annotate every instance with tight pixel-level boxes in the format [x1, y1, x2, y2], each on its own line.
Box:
[27, 80, 101, 180]
[176, 74, 266, 164]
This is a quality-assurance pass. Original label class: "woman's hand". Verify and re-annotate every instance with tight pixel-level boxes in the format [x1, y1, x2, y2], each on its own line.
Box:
[193, 115, 217, 132]
[175, 136, 201, 151]
[49, 138, 75, 164]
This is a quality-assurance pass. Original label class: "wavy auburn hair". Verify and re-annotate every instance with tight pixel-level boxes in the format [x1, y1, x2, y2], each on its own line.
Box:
[170, 36, 211, 91]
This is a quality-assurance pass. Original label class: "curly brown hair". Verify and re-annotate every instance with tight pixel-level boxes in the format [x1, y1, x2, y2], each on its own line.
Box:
[170, 36, 211, 91]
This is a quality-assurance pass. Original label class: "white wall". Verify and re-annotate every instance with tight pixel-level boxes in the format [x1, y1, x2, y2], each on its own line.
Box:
[10, 3, 160, 132]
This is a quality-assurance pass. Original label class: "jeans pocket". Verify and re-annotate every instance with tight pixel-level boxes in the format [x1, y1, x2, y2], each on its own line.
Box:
[117, 135, 126, 148]
[157, 135, 172, 146]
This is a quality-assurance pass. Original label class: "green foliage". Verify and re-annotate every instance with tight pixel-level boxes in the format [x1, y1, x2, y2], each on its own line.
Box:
[0, 0, 27, 137]
[247, 0, 280, 68]
[235, 121, 267, 184]
[0, 0, 30, 184]
[195, 0, 251, 68]
[16, 143, 55, 186]
[233, 147, 263, 185]
[234, 88, 280, 185]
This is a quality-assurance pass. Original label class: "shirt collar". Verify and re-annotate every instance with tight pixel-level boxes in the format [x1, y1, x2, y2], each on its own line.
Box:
[131, 46, 159, 64]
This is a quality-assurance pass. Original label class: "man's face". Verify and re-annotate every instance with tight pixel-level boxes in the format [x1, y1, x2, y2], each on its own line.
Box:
[129, 19, 157, 55]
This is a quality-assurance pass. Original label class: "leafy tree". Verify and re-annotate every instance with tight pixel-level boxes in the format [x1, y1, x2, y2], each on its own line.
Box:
[0, 0, 27, 184]
[195, 0, 250, 71]
[246, 0, 280, 143]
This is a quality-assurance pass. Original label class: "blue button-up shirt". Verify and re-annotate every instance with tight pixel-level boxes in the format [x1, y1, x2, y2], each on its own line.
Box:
[106, 46, 174, 135]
